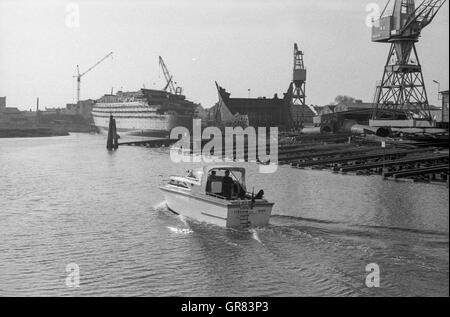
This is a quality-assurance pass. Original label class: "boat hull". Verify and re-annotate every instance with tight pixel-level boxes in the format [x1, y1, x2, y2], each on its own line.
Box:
[160, 186, 273, 229]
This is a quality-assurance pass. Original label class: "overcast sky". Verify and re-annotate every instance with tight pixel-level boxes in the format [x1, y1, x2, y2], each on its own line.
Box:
[0, 0, 448, 110]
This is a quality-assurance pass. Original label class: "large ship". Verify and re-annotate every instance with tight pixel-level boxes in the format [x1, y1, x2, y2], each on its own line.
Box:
[92, 56, 198, 137]
[92, 89, 197, 137]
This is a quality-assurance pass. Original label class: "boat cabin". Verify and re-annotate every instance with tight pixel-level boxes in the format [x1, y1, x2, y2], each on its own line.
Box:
[168, 166, 257, 201]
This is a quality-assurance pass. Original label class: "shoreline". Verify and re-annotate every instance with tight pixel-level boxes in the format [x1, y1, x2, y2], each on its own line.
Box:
[0, 123, 98, 138]
[0, 127, 70, 138]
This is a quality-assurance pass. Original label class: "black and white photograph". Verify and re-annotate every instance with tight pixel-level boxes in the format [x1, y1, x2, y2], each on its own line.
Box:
[0, 0, 449, 301]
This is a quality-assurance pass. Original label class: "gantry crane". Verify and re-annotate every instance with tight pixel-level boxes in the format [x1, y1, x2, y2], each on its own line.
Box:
[371, 0, 447, 121]
[159, 56, 183, 95]
[74, 52, 113, 103]
[291, 43, 316, 128]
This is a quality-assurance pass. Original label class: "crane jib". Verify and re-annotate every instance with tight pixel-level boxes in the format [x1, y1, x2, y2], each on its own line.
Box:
[75, 52, 113, 103]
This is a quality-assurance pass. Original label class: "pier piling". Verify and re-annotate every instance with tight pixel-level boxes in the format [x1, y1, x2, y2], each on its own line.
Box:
[107, 115, 118, 151]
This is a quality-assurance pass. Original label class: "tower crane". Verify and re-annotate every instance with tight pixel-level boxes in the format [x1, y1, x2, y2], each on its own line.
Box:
[371, 0, 447, 121]
[159, 56, 183, 95]
[74, 52, 113, 103]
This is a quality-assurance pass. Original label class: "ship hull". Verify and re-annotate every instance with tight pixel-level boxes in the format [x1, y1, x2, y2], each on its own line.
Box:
[92, 88, 198, 137]
[92, 99, 195, 137]
[93, 111, 176, 137]
[160, 186, 273, 229]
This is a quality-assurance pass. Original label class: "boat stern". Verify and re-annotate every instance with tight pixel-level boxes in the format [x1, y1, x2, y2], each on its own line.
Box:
[227, 201, 274, 229]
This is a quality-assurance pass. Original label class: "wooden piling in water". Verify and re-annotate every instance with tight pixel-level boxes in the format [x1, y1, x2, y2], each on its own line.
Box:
[107, 115, 118, 151]
[113, 118, 119, 150]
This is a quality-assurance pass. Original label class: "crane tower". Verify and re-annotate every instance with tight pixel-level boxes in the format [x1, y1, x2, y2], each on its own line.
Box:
[371, 0, 447, 121]
[291, 43, 307, 128]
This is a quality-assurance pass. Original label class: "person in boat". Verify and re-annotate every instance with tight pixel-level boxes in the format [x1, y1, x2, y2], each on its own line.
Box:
[222, 170, 234, 200]
[206, 171, 217, 193]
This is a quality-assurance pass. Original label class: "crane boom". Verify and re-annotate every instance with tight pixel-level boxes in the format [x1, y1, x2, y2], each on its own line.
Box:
[80, 52, 113, 77]
[74, 52, 113, 103]
[163, 75, 174, 92]
[401, 0, 446, 35]
[159, 56, 177, 94]
[158, 56, 183, 95]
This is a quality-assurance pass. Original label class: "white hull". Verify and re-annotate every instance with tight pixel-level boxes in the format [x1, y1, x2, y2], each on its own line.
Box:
[93, 114, 176, 132]
[161, 187, 273, 229]
[92, 101, 177, 136]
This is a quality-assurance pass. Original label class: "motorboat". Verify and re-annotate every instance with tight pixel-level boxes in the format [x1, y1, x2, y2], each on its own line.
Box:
[159, 166, 274, 229]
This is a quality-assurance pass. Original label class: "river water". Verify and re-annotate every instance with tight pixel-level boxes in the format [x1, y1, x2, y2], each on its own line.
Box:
[0, 133, 448, 296]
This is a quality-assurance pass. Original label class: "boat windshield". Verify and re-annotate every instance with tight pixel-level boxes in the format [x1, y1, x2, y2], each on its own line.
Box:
[205, 168, 247, 200]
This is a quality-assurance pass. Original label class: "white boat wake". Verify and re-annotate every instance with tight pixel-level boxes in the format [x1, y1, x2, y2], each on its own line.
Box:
[250, 229, 262, 244]
[178, 215, 189, 227]
[167, 226, 193, 235]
